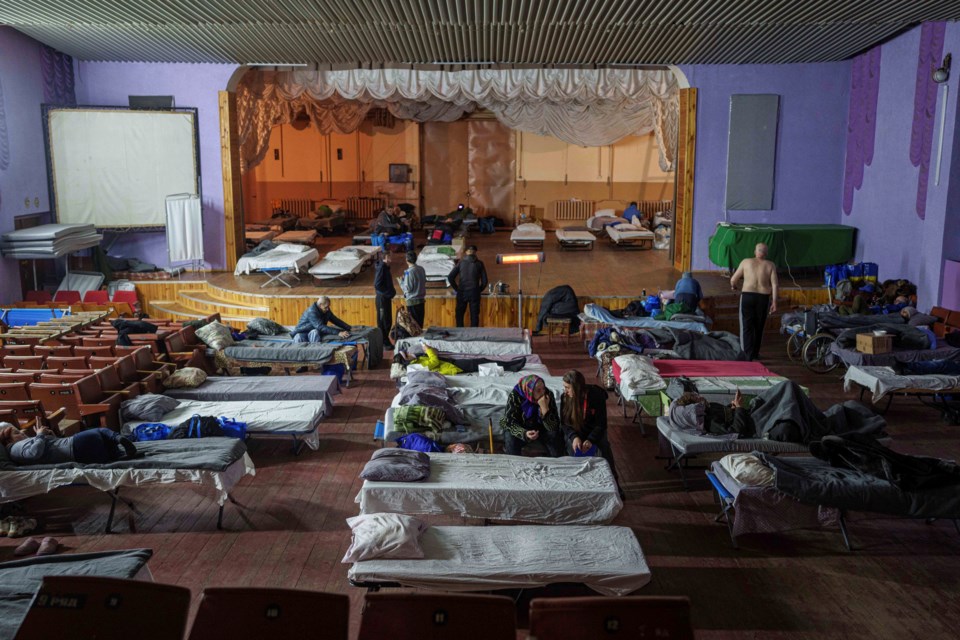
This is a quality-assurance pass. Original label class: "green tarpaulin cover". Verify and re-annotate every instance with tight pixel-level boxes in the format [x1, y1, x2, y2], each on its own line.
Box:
[708, 223, 856, 270]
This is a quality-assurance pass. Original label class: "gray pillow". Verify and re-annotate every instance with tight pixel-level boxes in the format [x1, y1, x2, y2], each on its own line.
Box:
[405, 370, 447, 388]
[360, 448, 430, 482]
[121, 394, 181, 422]
[247, 317, 289, 336]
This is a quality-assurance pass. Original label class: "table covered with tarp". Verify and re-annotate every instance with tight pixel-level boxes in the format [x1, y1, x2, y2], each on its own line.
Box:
[708, 223, 856, 270]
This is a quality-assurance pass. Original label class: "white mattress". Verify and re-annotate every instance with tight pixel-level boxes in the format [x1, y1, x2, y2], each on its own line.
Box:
[393, 337, 532, 356]
[556, 229, 596, 243]
[122, 399, 327, 450]
[511, 223, 545, 241]
[234, 244, 319, 275]
[0, 454, 254, 506]
[348, 525, 650, 596]
[1, 233, 103, 258]
[606, 225, 654, 242]
[356, 453, 622, 524]
[1, 223, 96, 242]
[308, 245, 380, 278]
[843, 365, 960, 403]
[656, 416, 808, 457]
[164, 375, 339, 414]
[245, 230, 276, 243]
[418, 246, 457, 283]
[275, 230, 317, 244]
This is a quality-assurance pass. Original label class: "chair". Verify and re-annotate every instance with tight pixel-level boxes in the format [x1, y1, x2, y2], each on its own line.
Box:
[82, 336, 118, 348]
[82, 289, 110, 304]
[94, 365, 140, 398]
[14, 575, 190, 640]
[29, 375, 118, 430]
[24, 290, 52, 304]
[116, 351, 162, 393]
[187, 588, 349, 640]
[75, 345, 115, 358]
[0, 345, 34, 358]
[38, 373, 87, 384]
[528, 596, 694, 640]
[545, 317, 572, 345]
[0, 372, 40, 384]
[163, 327, 212, 371]
[3, 355, 45, 372]
[44, 356, 89, 371]
[357, 593, 515, 640]
[0, 399, 65, 434]
[33, 345, 74, 358]
[52, 290, 81, 304]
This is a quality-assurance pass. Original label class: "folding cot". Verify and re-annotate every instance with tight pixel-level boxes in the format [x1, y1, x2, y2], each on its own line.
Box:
[122, 398, 328, 454]
[221, 325, 384, 369]
[605, 223, 655, 249]
[417, 245, 457, 286]
[164, 374, 340, 411]
[555, 227, 596, 250]
[244, 227, 276, 246]
[348, 525, 650, 596]
[510, 223, 545, 248]
[308, 245, 381, 283]
[274, 229, 317, 245]
[842, 365, 960, 413]
[394, 327, 532, 356]
[0, 438, 253, 531]
[582, 303, 710, 333]
[829, 340, 960, 368]
[355, 453, 622, 524]
[234, 243, 319, 288]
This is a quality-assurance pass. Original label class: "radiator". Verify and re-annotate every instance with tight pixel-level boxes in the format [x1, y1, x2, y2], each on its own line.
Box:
[279, 198, 312, 217]
[637, 200, 673, 218]
[346, 197, 385, 220]
[551, 200, 596, 220]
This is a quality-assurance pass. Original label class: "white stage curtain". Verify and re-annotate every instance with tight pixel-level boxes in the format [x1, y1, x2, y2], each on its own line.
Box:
[237, 67, 679, 172]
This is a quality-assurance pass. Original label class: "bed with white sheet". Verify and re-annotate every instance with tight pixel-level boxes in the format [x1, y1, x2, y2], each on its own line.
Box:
[348, 525, 649, 596]
[606, 223, 655, 248]
[164, 375, 339, 414]
[418, 245, 457, 285]
[356, 453, 622, 524]
[122, 399, 328, 453]
[843, 365, 960, 404]
[244, 228, 276, 245]
[555, 227, 596, 250]
[234, 243, 319, 276]
[274, 229, 318, 245]
[308, 245, 381, 282]
[511, 223, 545, 248]
[394, 327, 532, 356]
[585, 210, 620, 232]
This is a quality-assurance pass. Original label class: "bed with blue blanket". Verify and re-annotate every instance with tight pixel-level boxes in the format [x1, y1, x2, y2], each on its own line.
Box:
[226, 326, 384, 369]
[583, 303, 710, 333]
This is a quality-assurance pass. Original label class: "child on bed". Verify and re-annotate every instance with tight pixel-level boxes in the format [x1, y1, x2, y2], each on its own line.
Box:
[0, 424, 139, 465]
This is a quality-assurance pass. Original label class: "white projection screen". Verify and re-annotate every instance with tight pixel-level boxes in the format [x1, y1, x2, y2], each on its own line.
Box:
[46, 108, 199, 228]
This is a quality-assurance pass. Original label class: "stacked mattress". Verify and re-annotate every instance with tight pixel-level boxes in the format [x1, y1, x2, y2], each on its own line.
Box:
[0, 223, 103, 259]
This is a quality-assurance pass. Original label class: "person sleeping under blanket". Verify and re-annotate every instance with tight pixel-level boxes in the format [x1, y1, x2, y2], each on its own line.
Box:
[1, 424, 139, 465]
[671, 380, 887, 444]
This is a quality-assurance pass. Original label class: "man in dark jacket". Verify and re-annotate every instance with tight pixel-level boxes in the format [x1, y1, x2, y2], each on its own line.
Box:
[373, 252, 396, 346]
[291, 295, 352, 342]
[534, 285, 580, 334]
[447, 245, 488, 327]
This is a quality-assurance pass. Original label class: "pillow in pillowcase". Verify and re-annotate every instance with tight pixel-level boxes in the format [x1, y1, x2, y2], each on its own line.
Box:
[359, 448, 431, 482]
[341, 513, 428, 563]
[121, 394, 180, 422]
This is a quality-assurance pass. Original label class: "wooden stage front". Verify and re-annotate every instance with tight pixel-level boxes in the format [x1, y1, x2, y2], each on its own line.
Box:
[135, 231, 828, 329]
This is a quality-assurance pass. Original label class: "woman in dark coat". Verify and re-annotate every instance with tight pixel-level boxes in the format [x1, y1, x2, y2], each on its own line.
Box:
[499, 374, 563, 457]
[560, 370, 624, 497]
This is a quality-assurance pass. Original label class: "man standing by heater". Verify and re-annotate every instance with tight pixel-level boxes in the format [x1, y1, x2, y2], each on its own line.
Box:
[447, 245, 488, 327]
[730, 243, 778, 361]
[373, 251, 395, 349]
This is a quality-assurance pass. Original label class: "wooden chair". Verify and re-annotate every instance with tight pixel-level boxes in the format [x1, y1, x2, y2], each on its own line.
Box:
[0, 372, 40, 384]
[0, 399, 65, 434]
[75, 345, 115, 358]
[115, 352, 162, 393]
[82, 290, 110, 304]
[0, 382, 32, 401]
[82, 336, 118, 348]
[528, 596, 694, 640]
[3, 355, 45, 372]
[14, 576, 190, 640]
[187, 588, 349, 640]
[33, 344, 74, 358]
[44, 356, 89, 371]
[0, 345, 34, 358]
[94, 365, 141, 398]
[163, 327, 211, 371]
[357, 593, 515, 640]
[29, 375, 118, 430]
[52, 290, 81, 304]
[37, 373, 88, 384]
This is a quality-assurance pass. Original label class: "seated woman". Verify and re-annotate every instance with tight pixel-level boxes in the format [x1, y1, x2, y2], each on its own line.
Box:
[560, 371, 623, 496]
[499, 375, 562, 457]
[0, 424, 138, 465]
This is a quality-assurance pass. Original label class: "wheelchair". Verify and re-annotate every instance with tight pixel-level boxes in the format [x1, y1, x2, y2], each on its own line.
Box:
[784, 310, 841, 374]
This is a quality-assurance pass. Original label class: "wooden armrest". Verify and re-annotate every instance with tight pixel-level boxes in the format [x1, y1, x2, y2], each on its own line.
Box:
[104, 389, 131, 395]
[46, 407, 67, 422]
[153, 359, 170, 365]
[78, 403, 111, 416]
[169, 351, 197, 357]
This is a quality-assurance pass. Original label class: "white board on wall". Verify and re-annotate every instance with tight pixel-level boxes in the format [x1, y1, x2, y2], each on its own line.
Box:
[46, 108, 199, 228]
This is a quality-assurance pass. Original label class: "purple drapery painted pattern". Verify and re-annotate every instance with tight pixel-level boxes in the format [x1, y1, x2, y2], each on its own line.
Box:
[842, 47, 881, 215]
[910, 22, 946, 221]
[39, 44, 76, 106]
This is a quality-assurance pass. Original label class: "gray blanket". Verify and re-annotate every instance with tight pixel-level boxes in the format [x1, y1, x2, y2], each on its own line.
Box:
[421, 327, 526, 343]
[835, 323, 931, 351]
[759, 455, 960, 519]
[670, 330, 744, 361]
[223, 340, 338, 364]
[0, 438, 246, 472]
[0, 549, 152, 640]
[321, 325, 384, 368]
[748, 382, 887, 443]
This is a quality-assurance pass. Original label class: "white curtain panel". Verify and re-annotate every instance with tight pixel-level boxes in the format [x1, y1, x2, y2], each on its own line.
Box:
[165, 193, 204, 264]
[237, 67, 679, 172]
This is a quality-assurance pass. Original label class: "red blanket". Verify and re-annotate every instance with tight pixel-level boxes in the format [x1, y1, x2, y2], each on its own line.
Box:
[653, 360, 775, 378]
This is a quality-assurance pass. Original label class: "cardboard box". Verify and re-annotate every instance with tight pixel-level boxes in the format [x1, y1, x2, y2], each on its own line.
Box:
[856, 333, 893, 354]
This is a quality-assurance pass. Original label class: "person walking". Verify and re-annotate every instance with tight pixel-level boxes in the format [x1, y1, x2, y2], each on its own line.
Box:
[373, 251, 396, 347]
[730, 242, 778, 360]
[447, 245, 488, 327]
[400, 251, 427, 329]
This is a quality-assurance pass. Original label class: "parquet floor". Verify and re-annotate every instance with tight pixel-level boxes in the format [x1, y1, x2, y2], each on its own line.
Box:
[3, 331, 959, 638]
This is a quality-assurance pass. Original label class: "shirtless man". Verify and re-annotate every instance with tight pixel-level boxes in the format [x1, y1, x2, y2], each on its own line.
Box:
[730, 243, 778, 361]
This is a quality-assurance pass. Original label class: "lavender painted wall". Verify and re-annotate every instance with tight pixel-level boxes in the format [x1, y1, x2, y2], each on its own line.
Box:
[678, 62, 851, 271]
[0, 28, 58, 303]
[844, 23, 960, 309]
[74, 62, 239, 270]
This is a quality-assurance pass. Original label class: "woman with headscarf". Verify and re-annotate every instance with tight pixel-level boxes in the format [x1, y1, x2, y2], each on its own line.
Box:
[499, 374, 562, 457]
[560, 370, 623, 496]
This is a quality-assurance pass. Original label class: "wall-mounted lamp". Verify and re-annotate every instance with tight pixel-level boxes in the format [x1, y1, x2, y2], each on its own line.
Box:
[933, 53, 951, 83]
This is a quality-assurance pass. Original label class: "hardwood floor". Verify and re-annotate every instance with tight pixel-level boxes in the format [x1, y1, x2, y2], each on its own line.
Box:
[3, 332, 958, 638]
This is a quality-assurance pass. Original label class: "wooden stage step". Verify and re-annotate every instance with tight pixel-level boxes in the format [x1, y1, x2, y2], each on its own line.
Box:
[177, 290, 270, 315]
[147, 300, 255, 328]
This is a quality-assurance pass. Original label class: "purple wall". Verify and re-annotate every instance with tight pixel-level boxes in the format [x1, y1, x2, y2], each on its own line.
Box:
[844, 23, 960, 309]
[74, 61, 239, 270]
[0, 28, 59, 303]
[678, 62, 851, 271]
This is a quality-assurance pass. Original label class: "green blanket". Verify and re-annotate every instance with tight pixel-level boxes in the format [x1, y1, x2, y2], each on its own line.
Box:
[708, 223, 856, 270]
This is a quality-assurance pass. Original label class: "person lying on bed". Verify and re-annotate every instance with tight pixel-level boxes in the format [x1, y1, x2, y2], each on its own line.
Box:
[0, 424, 139, 465]
[291, 295, 352, 342]
[500, 375, 563, 457]
[560, 371, 624, 496]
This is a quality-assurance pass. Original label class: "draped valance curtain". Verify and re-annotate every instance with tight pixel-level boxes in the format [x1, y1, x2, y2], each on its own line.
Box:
[236, 67, 679, 173]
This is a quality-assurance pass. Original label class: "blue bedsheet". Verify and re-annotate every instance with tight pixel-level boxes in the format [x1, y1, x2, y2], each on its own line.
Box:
[583, 303, 709, 333]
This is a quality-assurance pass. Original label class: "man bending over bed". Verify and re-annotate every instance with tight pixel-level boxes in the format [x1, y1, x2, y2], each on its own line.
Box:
[500, 375, 563, 457]
[1, 424, 139, 465]
[291, 295, 352, 342]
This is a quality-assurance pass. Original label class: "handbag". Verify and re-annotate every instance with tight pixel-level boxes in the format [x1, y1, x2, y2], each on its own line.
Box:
[131, 423, 171, 442]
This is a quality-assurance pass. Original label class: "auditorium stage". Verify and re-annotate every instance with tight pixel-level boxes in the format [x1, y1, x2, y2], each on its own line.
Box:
[135, 231, 828, 330]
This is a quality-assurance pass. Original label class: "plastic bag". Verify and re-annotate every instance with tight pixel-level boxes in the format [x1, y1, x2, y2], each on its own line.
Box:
[395, 432, 443, 453]
[218, 416, 247, 439]
[131, 423, 171, 442]
[477, 363, 505, 377]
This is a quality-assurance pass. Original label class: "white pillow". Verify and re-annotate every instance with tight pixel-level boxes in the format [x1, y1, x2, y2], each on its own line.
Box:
[719, 454, 775, 487]
[274, 243, 310, 254]
[341, 513, 428, 563]
[593, 208, 616, 218]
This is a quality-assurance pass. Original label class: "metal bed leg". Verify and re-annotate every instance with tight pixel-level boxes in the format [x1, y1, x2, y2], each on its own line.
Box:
[217, 505, 225, 530]
[838, 512, 853, 551]
[291, 435, 305, 456]
[105, 489, 119, 534]
[718, 502, 738, 549]
[666, 443, 689, 491]
[954, 519, 960, 536]
[633, 401, 647, 436]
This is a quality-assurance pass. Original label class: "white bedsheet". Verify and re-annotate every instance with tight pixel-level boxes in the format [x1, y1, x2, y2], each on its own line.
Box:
[122, 399, 327, 450]
[356, 453, 622, 524]
[234, 244, 319, 275]
[606, 225, 654, 242]
[511, 223, 545, 242]
[843, 365, 960, 403]
[348, 525, 649, 596]
[308, 245, 381, 278]
[556, 229, 596, 244]
[614, 354, 667, 396]
[394, 337, 532, 356]
[0, 454, 254, 505]
[275, 229, 317, 244]
[418, 246, 457, 283]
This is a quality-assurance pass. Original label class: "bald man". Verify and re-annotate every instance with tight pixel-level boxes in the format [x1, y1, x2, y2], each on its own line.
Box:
[730, 243, 778, 360]
[291, 295, 352, 342]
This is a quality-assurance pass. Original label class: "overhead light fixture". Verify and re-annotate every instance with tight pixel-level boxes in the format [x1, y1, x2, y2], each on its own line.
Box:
[933, 53, 951, 83]
[496, 253, 545, 329]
